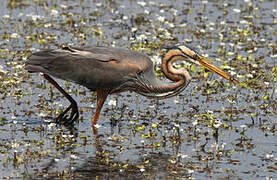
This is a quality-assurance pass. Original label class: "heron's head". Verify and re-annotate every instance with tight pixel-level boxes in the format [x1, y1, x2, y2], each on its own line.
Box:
[167, 45, 239, 84]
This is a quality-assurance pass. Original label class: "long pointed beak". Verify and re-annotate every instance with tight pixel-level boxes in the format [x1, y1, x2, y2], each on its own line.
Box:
[197, 57, 239, 84]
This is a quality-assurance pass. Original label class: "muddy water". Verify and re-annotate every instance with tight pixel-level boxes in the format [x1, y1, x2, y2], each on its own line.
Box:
[0, 0, 276, 179]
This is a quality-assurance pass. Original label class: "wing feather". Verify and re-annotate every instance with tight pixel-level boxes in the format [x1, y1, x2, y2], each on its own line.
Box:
[25, 46, 154, 91]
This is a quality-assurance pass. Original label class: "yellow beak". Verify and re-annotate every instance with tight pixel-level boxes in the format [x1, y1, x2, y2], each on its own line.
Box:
[198, 57, 239, 84]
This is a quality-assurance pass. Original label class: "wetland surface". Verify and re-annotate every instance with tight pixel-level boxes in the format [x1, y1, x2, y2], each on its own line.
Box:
[0, 0, 276, 179]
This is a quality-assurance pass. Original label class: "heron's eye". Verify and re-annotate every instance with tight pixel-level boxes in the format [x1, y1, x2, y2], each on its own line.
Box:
[192, 54, 201, 61]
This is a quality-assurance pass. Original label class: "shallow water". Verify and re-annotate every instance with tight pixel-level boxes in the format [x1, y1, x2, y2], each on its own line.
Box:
[0, 0, 276, 179]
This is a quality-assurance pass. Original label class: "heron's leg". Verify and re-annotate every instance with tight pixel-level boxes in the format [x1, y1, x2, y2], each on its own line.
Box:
[43, 74, 79, 125]
[93, 89, 110, 126]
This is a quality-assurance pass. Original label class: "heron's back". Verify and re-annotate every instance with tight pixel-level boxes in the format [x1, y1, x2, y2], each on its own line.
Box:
[25, 46, 155, 91]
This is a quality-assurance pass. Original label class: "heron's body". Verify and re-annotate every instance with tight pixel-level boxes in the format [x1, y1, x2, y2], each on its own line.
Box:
[27, 46, 155, 93]
[25, 45, 238, 127]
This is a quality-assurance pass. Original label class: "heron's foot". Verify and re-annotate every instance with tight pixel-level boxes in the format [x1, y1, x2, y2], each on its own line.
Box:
[55, 103, 79, 126]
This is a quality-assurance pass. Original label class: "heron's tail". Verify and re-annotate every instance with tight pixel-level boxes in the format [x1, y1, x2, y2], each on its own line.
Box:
[24, 50, 58, 74]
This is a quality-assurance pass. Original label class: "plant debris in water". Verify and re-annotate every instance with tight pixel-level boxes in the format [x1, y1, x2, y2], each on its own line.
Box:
[0, 0, 276, 179]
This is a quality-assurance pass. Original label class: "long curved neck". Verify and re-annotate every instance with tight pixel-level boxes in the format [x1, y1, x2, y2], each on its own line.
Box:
[137, 49, 191, 99]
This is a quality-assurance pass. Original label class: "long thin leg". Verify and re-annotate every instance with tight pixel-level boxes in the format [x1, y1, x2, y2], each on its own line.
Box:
[93, 89, 110, 126]
[43, 74, 79, 125]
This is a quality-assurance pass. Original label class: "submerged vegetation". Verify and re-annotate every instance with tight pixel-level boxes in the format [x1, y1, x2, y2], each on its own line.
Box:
[0, 0, 276, 179]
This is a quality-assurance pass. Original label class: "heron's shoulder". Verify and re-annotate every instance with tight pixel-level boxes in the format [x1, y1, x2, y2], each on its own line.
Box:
[84, 46, 153, 62]
[59, 46, 154, 70]
[83, 46, 150, 57]
[111, 47, 154, 71]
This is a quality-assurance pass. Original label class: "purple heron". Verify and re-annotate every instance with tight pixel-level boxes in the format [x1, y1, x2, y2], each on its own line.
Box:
[25, 45, 238, 126]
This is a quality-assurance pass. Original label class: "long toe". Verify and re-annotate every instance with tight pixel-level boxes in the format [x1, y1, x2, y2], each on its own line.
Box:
[55, 108, 70, 124]
[55, 113, 68, 124]
[69, 105, 79, 120]
[55, 104, 73, 124]
[54, 103, 79, 126]
[64, 109, 79, 126]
